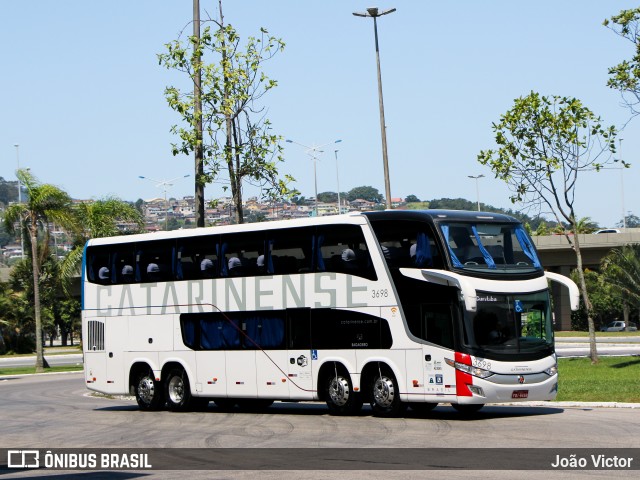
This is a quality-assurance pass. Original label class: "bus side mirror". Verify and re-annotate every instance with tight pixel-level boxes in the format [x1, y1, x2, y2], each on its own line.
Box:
[544, 271, 580, 311]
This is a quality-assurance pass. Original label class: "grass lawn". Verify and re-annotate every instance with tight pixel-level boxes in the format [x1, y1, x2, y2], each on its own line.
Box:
[0, 365, 83, 376]
[557, 356, 640, 403]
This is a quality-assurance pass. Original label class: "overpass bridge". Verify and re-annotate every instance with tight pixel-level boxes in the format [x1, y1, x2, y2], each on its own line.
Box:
[534, 229, 640, 330]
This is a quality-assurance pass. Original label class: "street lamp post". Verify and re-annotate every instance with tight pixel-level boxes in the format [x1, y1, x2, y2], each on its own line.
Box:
[468, 174, 485, 211]
[139, 174, 190, 231]
[353, 6, 396, 210]
[334, 149, 342, 215]
[286, 139, 342, 217]
[14, 144, 25, 259]
[619, 138, 626, 230]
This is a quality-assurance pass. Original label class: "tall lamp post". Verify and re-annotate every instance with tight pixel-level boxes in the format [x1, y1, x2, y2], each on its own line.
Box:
[468, 174, 484, 211]
[619, 138, 626, 230]
[286, 139, 342, 216]
[334, 149, 342, 215]
[353, 6, 396, 210]
[139, 174, 190, 230]
[14, 144, 25, 259]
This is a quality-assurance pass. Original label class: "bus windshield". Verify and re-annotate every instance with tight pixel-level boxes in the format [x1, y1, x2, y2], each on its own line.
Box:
[464, 290, 553, 357]
[438, 222, 542, 273]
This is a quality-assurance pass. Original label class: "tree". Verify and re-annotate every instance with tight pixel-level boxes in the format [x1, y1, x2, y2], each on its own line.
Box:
[3, 170, 76, 372]
[158, 0, 296, 224]
[316, 192, 337, 203]
[60, 197, 144, 292]
[405, 194, 420, 203]
[346, 186, 383, 203]
[570, 268, 624, 331]
[478, 92, 621, 364]
[616, 212, 640, 228]
[604, 8, 640, 118]
[601, 244, 640, 330]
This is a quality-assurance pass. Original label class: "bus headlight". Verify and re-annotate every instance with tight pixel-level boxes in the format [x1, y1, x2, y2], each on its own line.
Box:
[444, 358, 493, 379]
[544, 365, 558, 376]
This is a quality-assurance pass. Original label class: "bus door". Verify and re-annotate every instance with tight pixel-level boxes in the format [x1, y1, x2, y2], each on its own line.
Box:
[286, 308, 315, 400]
[411, 303, 457, 400]
[84, 317, 107, 389]
[104, 315, 127, 390]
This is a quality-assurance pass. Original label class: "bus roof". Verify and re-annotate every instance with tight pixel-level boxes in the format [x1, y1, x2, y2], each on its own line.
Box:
[86, 212, 368, 246]
[363, 210, 520, 224]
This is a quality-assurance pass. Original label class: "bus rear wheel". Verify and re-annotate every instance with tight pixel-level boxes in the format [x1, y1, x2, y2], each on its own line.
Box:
[135, 371, 165, 411]
[165, 368, 206, 411]
[370, 368, 406, 417]
[325, 371, 362, 416]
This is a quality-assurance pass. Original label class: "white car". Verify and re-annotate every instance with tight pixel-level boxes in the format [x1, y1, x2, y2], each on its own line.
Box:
[600, 321, 637, 332]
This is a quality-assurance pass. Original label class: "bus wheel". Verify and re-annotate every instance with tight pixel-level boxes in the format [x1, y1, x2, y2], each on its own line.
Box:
[409, 402, 438, 414]
[135, 371, 165, 411]
[325, 372, 362, 416]
[452, 403, 484, 414]
[370, 369, 406, 417]
[165, 368, 197, 412]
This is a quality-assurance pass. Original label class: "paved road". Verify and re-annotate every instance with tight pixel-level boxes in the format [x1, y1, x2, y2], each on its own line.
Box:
[556, 336, 640, 357]
[0, 353, 83, 368]
[0, 373, 638, 479]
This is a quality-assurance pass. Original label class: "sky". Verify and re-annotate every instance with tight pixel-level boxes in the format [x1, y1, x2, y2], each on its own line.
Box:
[1, 0, 639, 228]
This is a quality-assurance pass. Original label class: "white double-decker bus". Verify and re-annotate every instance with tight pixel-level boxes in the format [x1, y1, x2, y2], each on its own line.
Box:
[82, 210, 578, 416]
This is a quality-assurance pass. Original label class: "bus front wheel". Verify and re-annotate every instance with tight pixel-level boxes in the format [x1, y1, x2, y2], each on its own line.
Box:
[135, 371, 165, 411]
[370, 369, 406, 417]
[325, 371, 362, 416]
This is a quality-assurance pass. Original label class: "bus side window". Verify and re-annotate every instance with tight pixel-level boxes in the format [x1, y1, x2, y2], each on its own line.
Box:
[316, 225, 377, 281]
[111, 245, 136, 284]
[176, 236, 219, 280]
[136, 240, 175, 283]
[87, 246, 111, 284]
[221, 232, 264, 278]
[268, 227, 314, 275]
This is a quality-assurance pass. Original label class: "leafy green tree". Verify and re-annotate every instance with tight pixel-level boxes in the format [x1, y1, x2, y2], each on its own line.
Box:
[404, 194, 421, 203]
[601, 244, 640, 330]
[346, 186, 383, 203]
[478, 92, 620, 364]
[317, 192, 338, 203]
[0, 177, 19, 207]
[3, 170, 76, 371]
[604, 8, 640, 117]
[60, 197, 144, 292]
[616, 213, 640, 228]
[158, 0, 296, 224]
[570, 268, 624, 331]
[0, 282, 35, 354]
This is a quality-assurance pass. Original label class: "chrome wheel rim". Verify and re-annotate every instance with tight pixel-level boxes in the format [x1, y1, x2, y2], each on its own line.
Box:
[373, 376, 395, 408]
[138, 376, 155, 405]
[328, 376, 350, 406]
[168, 375, 184, 404]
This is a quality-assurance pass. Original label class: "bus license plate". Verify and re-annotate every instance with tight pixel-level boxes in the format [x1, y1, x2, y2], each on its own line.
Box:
[512, 390, 528, 399]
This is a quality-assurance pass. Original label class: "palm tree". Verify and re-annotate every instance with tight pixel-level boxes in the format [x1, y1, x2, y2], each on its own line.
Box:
[60, 197, 144, 290]
[601, 244, 640, 329]
[3, 170, 76, 372]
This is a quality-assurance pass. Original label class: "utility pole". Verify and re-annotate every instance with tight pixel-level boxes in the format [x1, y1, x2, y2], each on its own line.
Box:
[193, 0, 205, 227]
